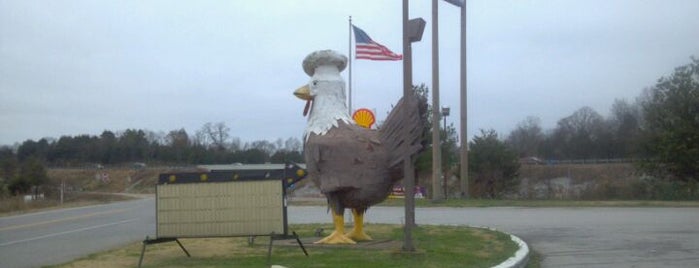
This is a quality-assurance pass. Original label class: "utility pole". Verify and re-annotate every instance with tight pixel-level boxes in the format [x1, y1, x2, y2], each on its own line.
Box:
[457, 0, 469, 199]
[401, 0, 414, 252]
[402, 0, 426, 252]
[443, 0, 468, 199]
[431, 0, 444, 201]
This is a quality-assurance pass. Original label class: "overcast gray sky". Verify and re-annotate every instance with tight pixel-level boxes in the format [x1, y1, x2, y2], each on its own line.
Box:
[2, 0, 698, 146]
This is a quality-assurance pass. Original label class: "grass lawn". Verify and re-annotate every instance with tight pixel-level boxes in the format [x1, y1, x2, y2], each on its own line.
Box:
[49, 224, 522, 268]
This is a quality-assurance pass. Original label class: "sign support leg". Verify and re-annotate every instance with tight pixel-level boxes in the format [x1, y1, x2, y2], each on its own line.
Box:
[138, 236, 190, 268]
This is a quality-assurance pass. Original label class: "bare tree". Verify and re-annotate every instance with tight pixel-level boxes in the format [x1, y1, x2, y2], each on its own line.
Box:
[200, 122, 230, 151]
[145, 130, 165, 145]
[551, 106, 607, 159]
[246, 140, 277, 155]
[608, 99, 642, 157]
[165, 129, 190, 148]
[274, 138, 284, 152]
[284, 137, 302, 152]
[228, 137, 241, 152]
[193, 129, 208, 147]
[506, 116, 544, 157]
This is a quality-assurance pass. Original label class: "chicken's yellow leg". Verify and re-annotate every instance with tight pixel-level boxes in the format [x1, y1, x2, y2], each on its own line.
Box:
[314, 210, 356, 244]
[345, 209, 373, 241]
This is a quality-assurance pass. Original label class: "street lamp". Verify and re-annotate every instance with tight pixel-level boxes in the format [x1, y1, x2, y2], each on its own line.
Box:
[441, 106, 450, 198]
[443, 0, 464, 8]
[441, 106, 450, 131]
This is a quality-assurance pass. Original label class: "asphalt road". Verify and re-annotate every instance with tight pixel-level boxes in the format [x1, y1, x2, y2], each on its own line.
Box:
[290, 206, 699, 268]
[1, 199, 698, 268]
[0, 198, 156, 268]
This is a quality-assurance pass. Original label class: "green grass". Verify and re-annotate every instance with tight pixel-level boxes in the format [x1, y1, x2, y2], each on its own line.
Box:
[525, 249, 542, 268]
[148, 225, 517, 268]
[52, 224, 521, 268]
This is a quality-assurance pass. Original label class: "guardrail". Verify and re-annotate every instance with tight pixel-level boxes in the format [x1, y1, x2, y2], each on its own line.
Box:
[522, 158, 635, 165]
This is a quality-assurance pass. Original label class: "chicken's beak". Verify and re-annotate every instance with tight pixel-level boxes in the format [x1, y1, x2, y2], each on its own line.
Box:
[294, 85, 311, 100]
[294, 85, 312, 116]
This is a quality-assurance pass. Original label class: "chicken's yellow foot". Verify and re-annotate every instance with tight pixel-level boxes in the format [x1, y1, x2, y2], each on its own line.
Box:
[315, 210, 356, 244]
[345, 209, 373, 242]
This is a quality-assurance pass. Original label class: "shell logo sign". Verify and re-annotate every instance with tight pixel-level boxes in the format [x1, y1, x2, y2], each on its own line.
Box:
[352, 108, 375, 128]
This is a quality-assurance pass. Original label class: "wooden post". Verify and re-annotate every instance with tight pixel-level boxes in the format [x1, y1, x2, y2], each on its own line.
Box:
[402, 0, 415, 252]
[459, 0, 469, 199]
[431, 0, 444, 201]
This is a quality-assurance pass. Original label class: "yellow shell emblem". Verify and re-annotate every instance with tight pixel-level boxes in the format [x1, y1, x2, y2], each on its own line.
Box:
[352, 108, 376, 128]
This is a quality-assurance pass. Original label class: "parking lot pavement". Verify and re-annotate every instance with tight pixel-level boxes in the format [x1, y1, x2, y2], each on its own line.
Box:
[289, 206, 699, 268]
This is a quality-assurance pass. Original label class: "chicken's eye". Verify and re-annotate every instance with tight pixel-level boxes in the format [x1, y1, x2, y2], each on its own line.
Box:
[312, 80, 318, 86]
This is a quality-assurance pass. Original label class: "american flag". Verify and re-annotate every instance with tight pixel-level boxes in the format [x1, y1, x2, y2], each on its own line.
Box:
[352, 25, 402, 61]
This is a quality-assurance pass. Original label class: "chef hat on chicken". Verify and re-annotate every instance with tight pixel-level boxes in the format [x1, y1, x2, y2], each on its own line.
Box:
[302, 50, 347, 77]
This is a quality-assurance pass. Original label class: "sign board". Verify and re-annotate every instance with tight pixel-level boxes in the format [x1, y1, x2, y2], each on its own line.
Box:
[154, 163, 306, 238]
[139, 164, 308, 267]
[156, 180, 284, 238]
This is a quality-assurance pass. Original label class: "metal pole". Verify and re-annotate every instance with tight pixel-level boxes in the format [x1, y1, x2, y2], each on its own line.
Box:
[431, 0, 444, 201]
[459, 1, 469, 199]
[402, 0, 415, 252]
[443, 114, 448, 198]
[348, 16, 353, 114]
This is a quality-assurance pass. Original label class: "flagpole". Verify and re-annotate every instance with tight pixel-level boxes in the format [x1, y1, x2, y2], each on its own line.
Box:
[348, 16, 353, 114]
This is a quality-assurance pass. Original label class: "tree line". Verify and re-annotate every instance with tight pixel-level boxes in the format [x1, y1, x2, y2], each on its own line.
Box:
[505, 58, 698, 185]
[420, 58, 699, 197]
[506, 104, 640, 161]
[1, 58, 697, 198]
[4, 125, 304, 167]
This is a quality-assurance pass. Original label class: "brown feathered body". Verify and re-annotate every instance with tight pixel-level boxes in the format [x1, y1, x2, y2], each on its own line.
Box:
[304, 94, 426, 215]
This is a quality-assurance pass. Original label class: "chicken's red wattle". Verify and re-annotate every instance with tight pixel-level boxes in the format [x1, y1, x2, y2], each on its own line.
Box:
[303, 100, 311, 116]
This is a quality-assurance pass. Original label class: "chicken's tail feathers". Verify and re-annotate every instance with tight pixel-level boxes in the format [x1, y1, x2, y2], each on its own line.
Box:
[378, 91, 429, 169]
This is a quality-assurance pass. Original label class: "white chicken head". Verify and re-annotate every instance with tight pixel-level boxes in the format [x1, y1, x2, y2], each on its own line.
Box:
[294, 50, 352, 138]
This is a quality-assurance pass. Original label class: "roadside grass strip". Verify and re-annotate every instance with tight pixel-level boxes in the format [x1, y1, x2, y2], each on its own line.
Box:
[49, 224, 529, 268]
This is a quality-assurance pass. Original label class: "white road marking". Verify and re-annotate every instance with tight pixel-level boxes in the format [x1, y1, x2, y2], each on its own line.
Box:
[0, 218, 138, 247]
[0, 197, 153, 220]
[0, 208, 130, 231]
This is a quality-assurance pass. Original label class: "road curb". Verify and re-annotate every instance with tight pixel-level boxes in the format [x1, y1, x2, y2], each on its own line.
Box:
[491, 230, 529, 268]
[433, 224, 530, 268]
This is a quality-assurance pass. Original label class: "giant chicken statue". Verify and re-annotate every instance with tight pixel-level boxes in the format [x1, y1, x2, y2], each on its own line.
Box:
[293, 50, 427, 244]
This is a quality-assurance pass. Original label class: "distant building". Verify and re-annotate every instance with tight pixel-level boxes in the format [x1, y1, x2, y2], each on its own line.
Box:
[519, 157, 544, 165]
[197, 163, 306, 172]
